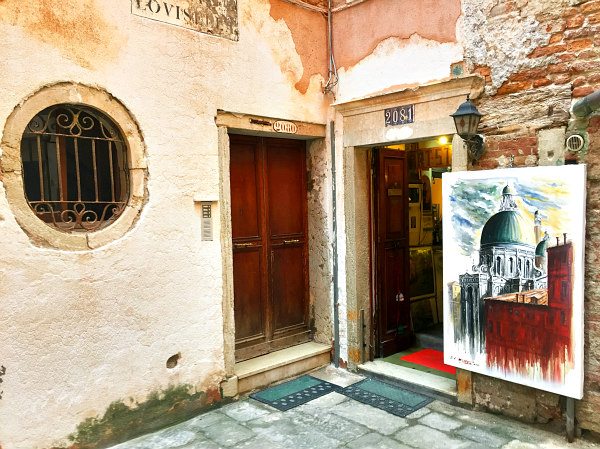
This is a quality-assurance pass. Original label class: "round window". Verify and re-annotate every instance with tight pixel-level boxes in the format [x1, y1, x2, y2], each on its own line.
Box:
[1, 83, 147, 250]
[21, 104, 129, 232]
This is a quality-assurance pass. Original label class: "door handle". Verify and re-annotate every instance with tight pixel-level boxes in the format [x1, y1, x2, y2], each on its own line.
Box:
[396, 292, 405, 302]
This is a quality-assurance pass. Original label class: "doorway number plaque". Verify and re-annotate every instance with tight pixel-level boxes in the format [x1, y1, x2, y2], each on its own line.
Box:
[384, 104, 414, 127]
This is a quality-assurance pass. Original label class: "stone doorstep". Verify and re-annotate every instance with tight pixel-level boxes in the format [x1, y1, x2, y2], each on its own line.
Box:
[357, 360, 458, 401]
[234, 342, 332, 394]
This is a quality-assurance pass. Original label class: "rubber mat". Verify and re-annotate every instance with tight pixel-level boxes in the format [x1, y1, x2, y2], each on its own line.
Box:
[340, 378, 433, 417]
[250, 375, 340, 411]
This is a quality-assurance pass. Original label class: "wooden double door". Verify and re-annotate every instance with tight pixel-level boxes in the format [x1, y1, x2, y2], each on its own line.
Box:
[373, 148, 413, 357]
[230, 135, 310, 361]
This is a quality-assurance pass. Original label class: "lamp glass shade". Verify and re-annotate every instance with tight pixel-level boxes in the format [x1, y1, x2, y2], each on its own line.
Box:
[451, 98, 482, 138]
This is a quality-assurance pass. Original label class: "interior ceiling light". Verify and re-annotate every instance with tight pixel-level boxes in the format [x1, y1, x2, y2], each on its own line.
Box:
[438, 136, 449, 145]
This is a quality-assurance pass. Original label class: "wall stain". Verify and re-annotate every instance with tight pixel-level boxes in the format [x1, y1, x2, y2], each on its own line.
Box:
[269, 0, 328, 94]
[0, 365, 5, 400]
[48, 384, 223, 449]
[0, 0, 124, 69]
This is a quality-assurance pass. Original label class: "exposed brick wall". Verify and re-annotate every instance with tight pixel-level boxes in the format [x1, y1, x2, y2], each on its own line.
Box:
[579, 116, 600, 432]
[462, 0, 600, 432]
[498, 1, 600, 99]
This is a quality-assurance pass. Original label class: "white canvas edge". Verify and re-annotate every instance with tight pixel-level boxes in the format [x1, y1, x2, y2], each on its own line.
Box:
[441, 164, 586, 399]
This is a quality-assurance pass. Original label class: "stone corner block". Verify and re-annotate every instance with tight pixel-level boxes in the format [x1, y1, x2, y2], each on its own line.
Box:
[221, 375, 239, 398]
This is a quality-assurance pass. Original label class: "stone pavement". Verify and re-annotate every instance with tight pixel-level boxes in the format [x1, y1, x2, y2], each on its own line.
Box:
[110, 367, 600, 449]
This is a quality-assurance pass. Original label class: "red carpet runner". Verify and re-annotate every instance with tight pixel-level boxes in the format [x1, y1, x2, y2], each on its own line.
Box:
[400, 349, 456, 375]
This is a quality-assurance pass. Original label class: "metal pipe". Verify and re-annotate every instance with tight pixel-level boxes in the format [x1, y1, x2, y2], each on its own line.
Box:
[359, 309, 365, 363]
[323, 0, 338, 94]
[332, 0, 369, 12]
[566, 397, 575, 443]
[327, 0, 333, 77]
[572, 88, 600, 118]
[331, 120, 340, 368]
[281, 0, 326, 13]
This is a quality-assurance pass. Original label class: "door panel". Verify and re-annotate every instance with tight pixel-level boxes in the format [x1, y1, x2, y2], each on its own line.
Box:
[230, 141, 262, 240]
[272, 244, 307, 332]
[230, 135, 309, 361]
[233, 249, 265, 343]
[375, 149, 412, 357]
[266, 141, 306, 237]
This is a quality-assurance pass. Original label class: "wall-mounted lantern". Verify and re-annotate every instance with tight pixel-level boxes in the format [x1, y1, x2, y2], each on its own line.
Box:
[451, 96, 484, 164]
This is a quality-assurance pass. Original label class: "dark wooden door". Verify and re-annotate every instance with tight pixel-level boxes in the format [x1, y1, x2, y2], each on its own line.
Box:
[374, 148, 413, 357]
[230, 135, 309, 361]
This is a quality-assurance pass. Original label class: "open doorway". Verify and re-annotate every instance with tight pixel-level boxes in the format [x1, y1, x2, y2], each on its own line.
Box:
[370, 136, 455, 391]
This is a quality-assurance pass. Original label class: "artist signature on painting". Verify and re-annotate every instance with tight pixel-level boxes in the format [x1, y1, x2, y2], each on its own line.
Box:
[448, 355, 478, 367]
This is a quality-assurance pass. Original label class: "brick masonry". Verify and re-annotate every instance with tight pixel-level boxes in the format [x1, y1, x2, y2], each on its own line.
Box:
[460, 0, 600, 432]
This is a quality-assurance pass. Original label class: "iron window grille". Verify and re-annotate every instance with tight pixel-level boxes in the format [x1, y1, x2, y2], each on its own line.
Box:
[20, 104, 129, 232]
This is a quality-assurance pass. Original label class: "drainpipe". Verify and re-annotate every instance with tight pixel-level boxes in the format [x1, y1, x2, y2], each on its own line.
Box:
[331, 120, 340, 368]
[563, 88, 600, 443]
[572, 89, 600, 118]
[323, 0, 338, 94]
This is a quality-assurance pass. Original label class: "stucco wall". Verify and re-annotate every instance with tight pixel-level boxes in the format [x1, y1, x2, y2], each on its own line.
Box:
[0, 1, 328, 448]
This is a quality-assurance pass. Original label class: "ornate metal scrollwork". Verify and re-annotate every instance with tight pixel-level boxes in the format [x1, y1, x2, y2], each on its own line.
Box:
[31, 201, 126, 232]
[22, 103, 129, 233]
[25, 105, 122, 141]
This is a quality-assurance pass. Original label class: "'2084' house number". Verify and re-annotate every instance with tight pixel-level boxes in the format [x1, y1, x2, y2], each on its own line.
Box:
[384, 104, 414, 127]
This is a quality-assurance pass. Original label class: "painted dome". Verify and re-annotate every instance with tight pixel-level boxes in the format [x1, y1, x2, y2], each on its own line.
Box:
[480, 210, 535, 246]
[536, 236, 549, 256]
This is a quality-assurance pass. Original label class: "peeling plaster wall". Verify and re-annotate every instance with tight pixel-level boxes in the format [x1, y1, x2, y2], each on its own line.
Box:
[458, 0, 552, 95]
[0, 1, 328, 448]
[335, 35, 463, 103]
[269, 0, 328, 94]
[331, 0, 463, 102]
[332, 0, 460, 70]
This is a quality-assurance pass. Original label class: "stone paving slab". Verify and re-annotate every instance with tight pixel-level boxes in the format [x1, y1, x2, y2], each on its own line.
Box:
[418, 411, 463, 431]
[395, 424, 471, 449]
[346, 432, 413, 449]
[108, 367, 600, 449]
[330, 398, 409, 435]
[219, 400, 273, 422]
[456, 425, 511, 448]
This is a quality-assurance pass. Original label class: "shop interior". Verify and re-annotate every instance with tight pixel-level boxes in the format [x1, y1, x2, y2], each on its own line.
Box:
[379, 136, 455, 382]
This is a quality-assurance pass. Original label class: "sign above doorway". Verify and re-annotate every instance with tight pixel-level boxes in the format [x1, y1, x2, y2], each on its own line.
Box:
[131, 0, 239, 41]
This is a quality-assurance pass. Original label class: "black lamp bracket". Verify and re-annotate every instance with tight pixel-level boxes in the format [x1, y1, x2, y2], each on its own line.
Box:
[463, 134, 485, 165]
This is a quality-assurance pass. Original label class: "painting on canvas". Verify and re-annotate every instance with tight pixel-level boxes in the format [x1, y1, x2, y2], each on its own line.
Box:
[442, 165, 586, 398]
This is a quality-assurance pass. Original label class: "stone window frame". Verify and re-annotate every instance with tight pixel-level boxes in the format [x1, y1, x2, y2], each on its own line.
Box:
[1, 83, 147, 250]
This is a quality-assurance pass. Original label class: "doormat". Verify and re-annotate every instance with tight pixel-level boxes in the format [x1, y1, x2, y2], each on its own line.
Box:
[250, 375, 340, 411]
[340, 378, 433, 417]
[400, 349, 456, 376]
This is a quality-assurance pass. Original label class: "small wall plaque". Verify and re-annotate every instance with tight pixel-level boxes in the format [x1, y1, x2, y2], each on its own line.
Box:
[384, 104, 414, 127]
[273, 121, 298, 134]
